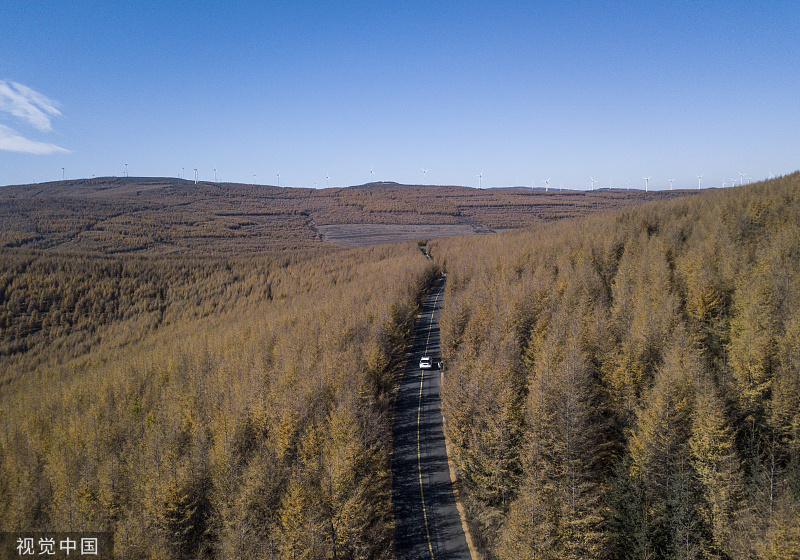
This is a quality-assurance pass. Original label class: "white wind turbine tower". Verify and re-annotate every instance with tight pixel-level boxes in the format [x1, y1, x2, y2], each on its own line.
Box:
[277, 172, 281, 187]
[370, 166, 374, 183]
[214, 168, 217, 183]
[125, 163, 128, 177]
[643, 176, 651, 192]
[627, 181, 630, 190]
[544, 178, 550, 192]
[697, 174, 703, 189]
[326, 173, 330, 188]
[422, 168, 428, 184]
[478, 171, 483, 189]
[769, 171, 775, 179]
[722, 178, 727, 188]
[194, 168, 198, 184]
[739, 172, 745, 187]
[669, 178, 675, 190]
[590, 176, 596, 191]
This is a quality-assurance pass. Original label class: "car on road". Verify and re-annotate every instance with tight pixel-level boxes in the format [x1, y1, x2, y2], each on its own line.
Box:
[419, 356, 432, 369]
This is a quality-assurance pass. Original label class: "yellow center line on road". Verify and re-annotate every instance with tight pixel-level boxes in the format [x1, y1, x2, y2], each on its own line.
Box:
[418, 282, 442, 560]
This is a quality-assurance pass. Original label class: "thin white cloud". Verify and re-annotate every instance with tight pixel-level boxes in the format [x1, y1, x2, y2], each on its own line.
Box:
[0, 124, 68, 154]
[0, 80, 68, 154]
[0, 80, 62, 131]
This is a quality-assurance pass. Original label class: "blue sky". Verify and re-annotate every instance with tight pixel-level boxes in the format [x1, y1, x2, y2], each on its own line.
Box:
[1, 1, 798, 189]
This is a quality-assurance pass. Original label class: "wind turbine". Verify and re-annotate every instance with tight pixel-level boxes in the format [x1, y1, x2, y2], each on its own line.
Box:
[194, 168, 198, 184]
[422, 168, 428, 184]
[669, 178, 675, 190]
[697, 174, 703, 189]
[370, 166, 374, 183]
[214, 168, 217, 183]
[62, 167, 65, 181]
[643, 176, 651, 192]
[125, 163, 128, 177]
[722, 178, 727, 188]
[253, 174, 256, 186]
[326, 173, 330, 188]
[544, 178, 550, 192]
[769, 171, 775, 180]
[277, 172, 281, 187]
[739, 172, 745, 186]
[590, 176, 596, 191]
[182, 167, 184, 181]
[608, 180, 613, 189]
[627, 181, 630, 190]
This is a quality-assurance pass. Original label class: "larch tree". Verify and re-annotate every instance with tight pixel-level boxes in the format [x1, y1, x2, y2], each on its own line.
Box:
[627, 326, 701, 558]
[689, 379, 746, 558]
[503, 319, 609, 559]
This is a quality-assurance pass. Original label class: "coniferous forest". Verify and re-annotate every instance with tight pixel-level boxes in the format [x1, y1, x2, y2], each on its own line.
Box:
[432, 173, 800, 559]
[1, 175, 799, 559]
[1, 241, 441, 558]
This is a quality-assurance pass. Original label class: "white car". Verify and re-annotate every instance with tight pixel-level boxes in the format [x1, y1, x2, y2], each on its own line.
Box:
[419, 356, 432, 369]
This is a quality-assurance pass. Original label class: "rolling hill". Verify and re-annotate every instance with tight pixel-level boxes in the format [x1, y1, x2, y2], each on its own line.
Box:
[0, 177, 696, 253]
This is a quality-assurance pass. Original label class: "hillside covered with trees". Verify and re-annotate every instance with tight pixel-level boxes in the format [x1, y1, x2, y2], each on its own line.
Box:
[1, 242, 439, 558]
[431, 173, 800, 559]
[0, 177, 692, 253]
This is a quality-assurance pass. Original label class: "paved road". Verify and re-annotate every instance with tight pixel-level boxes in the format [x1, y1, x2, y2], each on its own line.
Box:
[392, 276, 471, 560]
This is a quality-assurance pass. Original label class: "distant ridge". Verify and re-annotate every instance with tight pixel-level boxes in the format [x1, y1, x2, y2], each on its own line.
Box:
[4, 176, 713, 194]
[0, 174, 706, 254]
[486, 186, 541, 191]
[348, 181, 404, 189]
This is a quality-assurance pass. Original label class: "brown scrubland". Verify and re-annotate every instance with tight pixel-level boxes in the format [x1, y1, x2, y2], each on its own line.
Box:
[431, 172, 800, 559]
[2, 174, 796, 559]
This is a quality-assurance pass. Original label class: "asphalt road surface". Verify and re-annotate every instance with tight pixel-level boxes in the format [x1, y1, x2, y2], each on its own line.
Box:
[392, 276, 472, 560]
